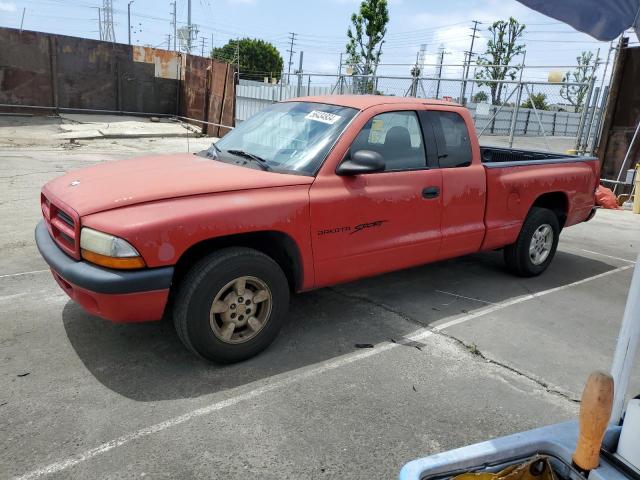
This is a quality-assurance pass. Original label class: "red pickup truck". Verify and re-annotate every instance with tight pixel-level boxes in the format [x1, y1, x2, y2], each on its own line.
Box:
[36, 96, 599, 362]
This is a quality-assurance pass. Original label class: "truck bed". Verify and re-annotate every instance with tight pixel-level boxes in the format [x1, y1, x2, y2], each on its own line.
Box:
[479, 148, 600, 251]
[480, 146, 596, 168]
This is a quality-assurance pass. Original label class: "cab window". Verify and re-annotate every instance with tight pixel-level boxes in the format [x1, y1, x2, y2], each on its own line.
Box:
[350, 111, 426, 171]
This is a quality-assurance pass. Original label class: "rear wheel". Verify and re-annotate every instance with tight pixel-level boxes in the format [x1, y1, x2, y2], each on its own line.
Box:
[504, 207, 560, 277]
[173, 247, 290, 363]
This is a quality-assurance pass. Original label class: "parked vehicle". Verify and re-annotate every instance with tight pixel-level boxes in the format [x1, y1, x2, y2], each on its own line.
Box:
[36, 96, 600, 362]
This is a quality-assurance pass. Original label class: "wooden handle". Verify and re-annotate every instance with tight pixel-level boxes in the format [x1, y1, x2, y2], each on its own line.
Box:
[572, 371, 614, 472]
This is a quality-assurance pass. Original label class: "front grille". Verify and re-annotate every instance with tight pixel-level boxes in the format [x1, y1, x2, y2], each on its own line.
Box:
[56, 209, 74, 228]
[41, 193, 80, 259]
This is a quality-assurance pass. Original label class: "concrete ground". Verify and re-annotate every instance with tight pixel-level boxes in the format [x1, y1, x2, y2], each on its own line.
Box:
[1, 114, 639, 479]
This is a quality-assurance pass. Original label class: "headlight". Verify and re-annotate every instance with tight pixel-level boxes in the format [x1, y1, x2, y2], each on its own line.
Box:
[80, 228, 146, 270]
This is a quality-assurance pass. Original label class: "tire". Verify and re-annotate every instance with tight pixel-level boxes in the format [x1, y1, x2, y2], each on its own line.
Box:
[173, 247, 290, 363]
[503, 207, 560, 277]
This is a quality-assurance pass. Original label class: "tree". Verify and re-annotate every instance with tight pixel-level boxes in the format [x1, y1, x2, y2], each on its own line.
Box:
[211, 38, 284, 82]
[521, 92, 549, 110]
[346, 0, 389, 84]
[560, 51, 598, 112]
[475, 18, 526, 105]
[472, 91, 488, 103]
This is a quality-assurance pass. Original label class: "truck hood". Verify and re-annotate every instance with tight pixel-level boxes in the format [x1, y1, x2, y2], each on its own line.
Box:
[43, 153, 314, 216]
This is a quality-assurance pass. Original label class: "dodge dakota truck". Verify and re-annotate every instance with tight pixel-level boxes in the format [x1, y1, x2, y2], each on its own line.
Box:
[36, 96, 599, 362]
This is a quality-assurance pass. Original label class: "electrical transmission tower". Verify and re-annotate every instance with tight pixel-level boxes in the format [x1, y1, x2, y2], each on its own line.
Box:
[102, 0, 116, 42]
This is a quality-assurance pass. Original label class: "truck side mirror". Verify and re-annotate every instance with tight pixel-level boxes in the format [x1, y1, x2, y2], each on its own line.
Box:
[336, 150, 385, 175]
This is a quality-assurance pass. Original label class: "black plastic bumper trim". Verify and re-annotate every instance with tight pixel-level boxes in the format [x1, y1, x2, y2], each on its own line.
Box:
[35, 220, 174, 294]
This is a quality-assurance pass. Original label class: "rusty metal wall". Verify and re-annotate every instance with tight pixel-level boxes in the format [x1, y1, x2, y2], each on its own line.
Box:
[598, 44, 640, 181]
[0, 29, 52, 107]
[0, 27, 236, 132]
[179, 55, 236, 136]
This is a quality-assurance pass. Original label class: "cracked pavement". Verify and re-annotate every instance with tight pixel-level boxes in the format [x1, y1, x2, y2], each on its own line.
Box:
[1, 115, 640, 479]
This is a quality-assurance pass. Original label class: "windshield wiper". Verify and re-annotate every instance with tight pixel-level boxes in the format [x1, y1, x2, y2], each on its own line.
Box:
[226, 149, 272, 171]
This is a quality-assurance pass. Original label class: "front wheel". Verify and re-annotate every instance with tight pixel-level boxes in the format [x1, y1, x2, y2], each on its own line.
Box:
[173, 247, 290, 363]
[504, 207, 560, 277]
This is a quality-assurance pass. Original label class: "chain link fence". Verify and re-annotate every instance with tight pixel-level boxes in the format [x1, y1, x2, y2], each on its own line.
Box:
[236, 73, 603, 154]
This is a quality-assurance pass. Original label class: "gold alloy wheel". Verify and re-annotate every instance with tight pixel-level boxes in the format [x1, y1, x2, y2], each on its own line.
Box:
[209, 276, 273, 344]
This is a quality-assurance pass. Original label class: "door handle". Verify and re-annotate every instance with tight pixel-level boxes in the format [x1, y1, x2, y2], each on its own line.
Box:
[422, 186, 440, 199]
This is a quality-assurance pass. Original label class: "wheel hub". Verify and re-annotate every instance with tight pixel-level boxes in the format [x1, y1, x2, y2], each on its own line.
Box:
[209, 276, 272, 344]
[529, 224, 553, 265]
[220, 290, 255, 327]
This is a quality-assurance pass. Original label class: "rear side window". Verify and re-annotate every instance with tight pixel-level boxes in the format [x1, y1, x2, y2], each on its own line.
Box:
[429, 111, 472, 168]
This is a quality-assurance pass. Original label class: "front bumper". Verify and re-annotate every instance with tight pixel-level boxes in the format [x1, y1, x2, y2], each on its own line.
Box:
[35, 220, 173, 322]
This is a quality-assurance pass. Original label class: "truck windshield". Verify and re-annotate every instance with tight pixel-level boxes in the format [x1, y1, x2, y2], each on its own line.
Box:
[212, 101, 358, 175]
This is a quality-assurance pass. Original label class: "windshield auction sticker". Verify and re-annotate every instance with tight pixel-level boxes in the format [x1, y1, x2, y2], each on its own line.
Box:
[305, 110, 342, 125]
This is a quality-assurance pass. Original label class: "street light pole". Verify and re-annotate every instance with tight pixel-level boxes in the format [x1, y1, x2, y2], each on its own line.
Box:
[127, 0, 134, 45]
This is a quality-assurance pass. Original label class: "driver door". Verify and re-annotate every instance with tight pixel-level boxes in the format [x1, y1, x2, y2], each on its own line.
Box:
[309, 109, 443, 287]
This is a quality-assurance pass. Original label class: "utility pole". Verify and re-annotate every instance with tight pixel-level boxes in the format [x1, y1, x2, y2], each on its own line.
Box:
[469, 65, 479, 100]
[200, 36, 206, 57]
[409, 50, 420, 97]
[593, 47, 601, 80]
[166, 34, 171, 50]
[435, 47, 445, 99]
[235, 38, 240, 78]
[598, 40, 615, 96]
[419, 43, 427, 70]
[95, 7, 102, 40]
[459, 51, 470, 103]
[19, 7, 25, 31]
[187, 0, 192, 53]
[127, 1, 134, 45]
[286, 32, 297, 85]
[461, 20, 480, 105]
[296, 51, 304, 97]
[170, 2, 176, 51]
[465, 20, 481, 78]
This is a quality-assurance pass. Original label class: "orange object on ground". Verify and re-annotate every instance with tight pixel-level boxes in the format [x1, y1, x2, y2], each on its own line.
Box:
[595, 185, 621, 209]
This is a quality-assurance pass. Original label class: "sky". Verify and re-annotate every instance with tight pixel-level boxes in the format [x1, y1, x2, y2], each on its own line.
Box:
[0, 0, 636, 83]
